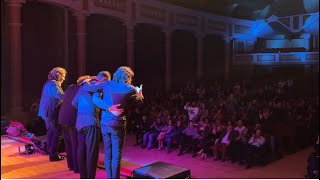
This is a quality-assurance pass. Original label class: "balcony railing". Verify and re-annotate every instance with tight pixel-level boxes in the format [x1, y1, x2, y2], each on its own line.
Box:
[233, 51, 319, 65]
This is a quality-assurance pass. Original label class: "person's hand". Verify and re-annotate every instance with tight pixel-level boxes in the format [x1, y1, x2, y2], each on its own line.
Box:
[135, 84, 143, 95]
[82, 78, 91, 84]
[109, 104, 124, 116]
[215, 139, 219, 145]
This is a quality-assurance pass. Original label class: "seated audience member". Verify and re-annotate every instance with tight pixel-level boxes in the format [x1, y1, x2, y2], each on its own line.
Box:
[245, 129, 266, 169]
[157, 119, 174, 150]
[306, 135, 319, 178]
[231, 128, 250, 164]
[213, 125, 234, 162]
[178, 121, 198, 156]
[234, 120, 246, 134]
[197, 124, 212, 159]
[227, 129, 240, 162]
[166, 120, 185, 154]
[142, 117, 163, 149]
[184, 102, 199, 121]
[135, 115, 150, 146]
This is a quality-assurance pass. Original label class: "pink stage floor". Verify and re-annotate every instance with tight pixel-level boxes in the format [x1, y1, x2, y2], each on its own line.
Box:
[1, 135, 312, 178]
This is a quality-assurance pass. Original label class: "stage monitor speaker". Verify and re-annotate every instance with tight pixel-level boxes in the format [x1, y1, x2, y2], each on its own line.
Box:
[132, 161, 190, 179]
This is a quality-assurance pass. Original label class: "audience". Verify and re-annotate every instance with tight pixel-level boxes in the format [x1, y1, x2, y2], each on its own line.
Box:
[126, 77, 318, 169]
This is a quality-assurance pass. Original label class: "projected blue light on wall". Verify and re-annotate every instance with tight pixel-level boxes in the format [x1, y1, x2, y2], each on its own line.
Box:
[303, 13, 319, 36]
[253, 20, 274, 37]
[303, 0, 319, 13]
[266, 39, 305, 49]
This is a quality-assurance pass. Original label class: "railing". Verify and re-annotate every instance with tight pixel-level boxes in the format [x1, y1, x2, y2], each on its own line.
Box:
[39, 0, 256, 39]
[233, 51, 319, 65]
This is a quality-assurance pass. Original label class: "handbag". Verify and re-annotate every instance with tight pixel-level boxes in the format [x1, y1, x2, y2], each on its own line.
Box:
[6, 125, 21, 137]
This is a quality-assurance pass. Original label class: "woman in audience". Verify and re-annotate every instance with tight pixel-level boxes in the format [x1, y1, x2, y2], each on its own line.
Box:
[157, 119, 174, 150]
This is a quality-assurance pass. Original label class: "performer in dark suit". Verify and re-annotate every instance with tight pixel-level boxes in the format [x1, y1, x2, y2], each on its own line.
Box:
[58, 75, 91, 173]
[38, 67, 66, 162]
[72, 72, 111, 179]
[84, 66, 143, 179]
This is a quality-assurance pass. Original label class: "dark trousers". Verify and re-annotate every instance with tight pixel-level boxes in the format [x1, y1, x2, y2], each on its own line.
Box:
[143, 132, 158, 148]
[213, 143, 228, 160]
[246, 145, 266, 166]
[231, 141, 248, 161]
[77, 125, 100, 179]
[46, 123, 61, 159]
[199, 136, 211, 154]
[101, 125, 125, 179]
[135, 131, 147, 145]
[179, 135, 197, 154]
[166, 134, 182, 150]
[62, 125, 79, 173]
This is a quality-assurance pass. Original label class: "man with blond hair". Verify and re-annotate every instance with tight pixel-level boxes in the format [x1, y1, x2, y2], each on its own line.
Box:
[38, 67, 66, 162]
[83, 66, 143, 178]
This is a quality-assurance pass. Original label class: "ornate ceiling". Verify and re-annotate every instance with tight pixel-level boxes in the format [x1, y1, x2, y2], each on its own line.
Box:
[159, 0, 319, 20]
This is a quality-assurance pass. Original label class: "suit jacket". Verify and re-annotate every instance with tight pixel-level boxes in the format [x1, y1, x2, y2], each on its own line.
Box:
[38, 80, 64, 128]
[58, 84, 80, 127]
[84, 80, 143, 127]
[72, 83, 100, 132]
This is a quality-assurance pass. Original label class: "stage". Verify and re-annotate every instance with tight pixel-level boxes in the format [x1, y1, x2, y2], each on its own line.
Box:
[1, 135, 312, 178]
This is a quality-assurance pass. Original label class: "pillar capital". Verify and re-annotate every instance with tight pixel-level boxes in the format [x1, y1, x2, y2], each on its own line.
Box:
[5, 0, 25, 5]
[125, 22, 136, 30]
[195, 33, 205, 39]
[73, 11, 89, 21]
[224, 36, 232, 42]
[163, 28, 173, 35]
[8, 22, 22, 27]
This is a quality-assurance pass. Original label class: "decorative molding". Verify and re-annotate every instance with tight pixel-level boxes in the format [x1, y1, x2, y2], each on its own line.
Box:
[140, 4, 166, 21]
[306, 53, 319, 61]
[207, 20, 226, 32]
[235, 25, 251, 35]
[258, 55, 275, 61]
[234, 52, 319, 65]
[280, 54, 301, 61]
[175, 13, 198, 27]
[94, 0, 127, 12]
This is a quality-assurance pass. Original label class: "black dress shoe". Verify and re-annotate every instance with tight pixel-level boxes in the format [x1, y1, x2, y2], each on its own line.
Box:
[50, 155, 65, 162]
[166, 149, 171, 154]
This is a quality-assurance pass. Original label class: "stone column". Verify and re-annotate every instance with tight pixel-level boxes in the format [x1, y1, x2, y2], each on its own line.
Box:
[196, 34, 204, 81]
[64, 8, 69, 77]
[225, 38, 231, 81]
[6, 0, 23, 112]
[74, 12, 87, 76]
[164, 30, 172, 92]
[126, 24, 135, 70]
[5, 0, 29, 122]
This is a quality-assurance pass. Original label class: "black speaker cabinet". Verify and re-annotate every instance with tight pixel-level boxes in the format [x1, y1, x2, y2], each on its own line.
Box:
[132, 161, 190, 179]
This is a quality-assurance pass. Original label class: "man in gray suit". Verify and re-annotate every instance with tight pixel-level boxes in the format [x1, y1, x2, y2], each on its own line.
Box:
[83, 66, 143, 178]
[72, 71, 123, 179]
[38, 67, 66, 162]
